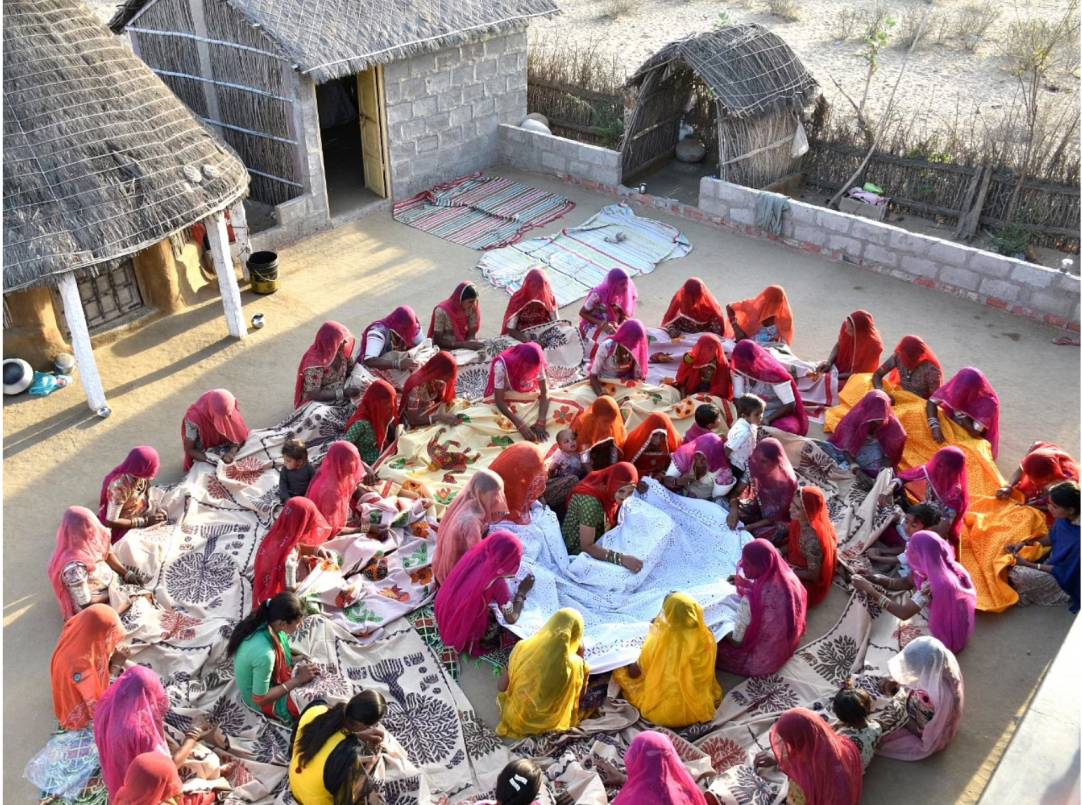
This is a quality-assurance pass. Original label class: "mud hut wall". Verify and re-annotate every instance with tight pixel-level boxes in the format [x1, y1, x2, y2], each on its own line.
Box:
[717, 109, 802, 189]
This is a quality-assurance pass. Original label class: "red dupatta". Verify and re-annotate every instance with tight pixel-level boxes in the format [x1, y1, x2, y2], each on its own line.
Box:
[771, 708, 862, 805]
[252, 497, 331, 609]
[428, 282, 479, 341]
[729, 285, 794, 345]
[570, 462, 638, 526]
[674, 333, 733, 399]
[502, 268, 558, 334]
[293, 321, 355, 409]
[834, 310, 883, 376]
[344, 379, 398, 453]
[489, 443, 547, 524]
[182, 389, 249, 470]
[888, 336, 941, 385]
[786, 486, 837, 607]
[661, 277, 732, 337]
[1018, 442, 1079, 500]
[305, 441, 364, 533]
[623, 413, 680, 474]
[399, 351, 458, 415]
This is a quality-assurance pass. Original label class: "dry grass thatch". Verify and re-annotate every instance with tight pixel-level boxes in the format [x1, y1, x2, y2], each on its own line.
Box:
[3, 0, 249, 292]
[112, 0, 560, 84]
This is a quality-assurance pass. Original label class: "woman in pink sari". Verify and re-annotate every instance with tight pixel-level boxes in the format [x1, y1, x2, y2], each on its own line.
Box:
[294, 321, 356, 409]
[879, 636, 965, 760]
[487, 342, 550, 443]
[827, 389, 907, 481]
[928, 367, 1001, 457]
[305, 441, 365, 536]
[434, 531, 529, 656]
[716, 539, 807, 676]
[731, 341, 808, 436]
[610, 730, 706, 805]
[93, 666, 171, 797]
[49, 506, 141, 620]
[433, 470, 509, 584]
[251, 497, 332, 608]
[853, 530, 977, 654]
[731, 437, 798, 540]
[99, 446, 164, 543]
[360, 306, 424, 374]
[757, 708, 862, 805]
[579, 268, 637, 342]
[897, 446, 969, 550]
[588, 318, 649, 396]
[429, 281, 484, 351]
[182, 389, 249, 470]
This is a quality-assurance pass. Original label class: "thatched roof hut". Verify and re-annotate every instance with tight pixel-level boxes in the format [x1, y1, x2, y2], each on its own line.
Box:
[622, 25, 820, 189]
[4, 0, 249, 293]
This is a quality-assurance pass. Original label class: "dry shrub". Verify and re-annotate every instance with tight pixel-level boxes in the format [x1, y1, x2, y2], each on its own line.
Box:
[766, 0, 800, 22]
[999, 11, 1081, 80]
[527, 36, 624, 94]
[832, 8, 866, 41]
[600, 0, 640, 20]
[953, 3, 1000, 52]
[894, 8, 947, 49]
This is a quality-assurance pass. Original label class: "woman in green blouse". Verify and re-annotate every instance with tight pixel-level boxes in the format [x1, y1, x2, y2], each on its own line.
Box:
[561, 462, 644, 573]
[343, 380, 398, 464]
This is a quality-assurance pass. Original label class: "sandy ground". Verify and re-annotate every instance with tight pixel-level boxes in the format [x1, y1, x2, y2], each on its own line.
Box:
[531, 0, 1079, 140]
[4, 170, 1079, 802]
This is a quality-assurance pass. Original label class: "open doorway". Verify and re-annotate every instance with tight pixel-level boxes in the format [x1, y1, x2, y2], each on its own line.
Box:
[316, 66, 390, 218]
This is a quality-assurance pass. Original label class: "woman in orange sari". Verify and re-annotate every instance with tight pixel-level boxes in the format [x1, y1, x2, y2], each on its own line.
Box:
[661, 277, 731, 337]
[490, 442, 548, 525]
[622, 412, 680, 479]
[50, 604, 126, 730]
[727, 285, 794, 346]
[572, 395, 627, 471]
[817, 310, 883, 382]
[783, 486, 838, 607]
[998, 442, 1079, 516]
[670, 333, 733, 400]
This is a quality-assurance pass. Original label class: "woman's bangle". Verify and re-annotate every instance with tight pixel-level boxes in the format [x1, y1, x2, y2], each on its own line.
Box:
[928, 417, 940, 428]
[878, 594, 890, 608]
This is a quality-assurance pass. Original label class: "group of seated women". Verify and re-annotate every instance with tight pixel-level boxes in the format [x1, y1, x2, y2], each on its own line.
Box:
[44, 264, 1079, 805]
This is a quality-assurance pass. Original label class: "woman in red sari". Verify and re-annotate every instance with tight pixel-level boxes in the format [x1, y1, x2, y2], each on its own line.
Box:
[757, 708, 862, 805]
[998, 442, 1079, 515]
[113, 753, 182, 805]
[98, 446, 164, 543]
[400, 351, 460, 429]
[252, 497, 332, 608]
[872, 335, 943, 399]
[928, 367, 1001, 457]
[561, 462, 643, 572]
[294, 321, 356, 409]
[727, 285, 794, 345]
[182, 389, 249, 470]
[784, 486, 838, 607]
[490, 442, 548, 525]
[486, 342, 550, 442]
[671, 333, 733, 400]
[731, 437, 797, 539]
[716, 539, 807, 676]
[622, 412, 680, 478]
[429, 281, 484, 351]
[817, 310, 883, 381]
[502, 268, 559, 341]
[342, 379, 398, 465]
[661, 277, 731, 337]
[731, 341, 809, 435]
[305, 441, 365, 536]
[360, 306, 423, 374]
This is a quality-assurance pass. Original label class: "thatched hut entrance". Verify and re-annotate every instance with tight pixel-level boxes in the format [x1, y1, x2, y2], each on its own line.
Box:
[622, 25, 819, 191]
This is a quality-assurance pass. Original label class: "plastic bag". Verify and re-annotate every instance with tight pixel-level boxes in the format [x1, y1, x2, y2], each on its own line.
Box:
[790, 118, 809, 158]
[28, 371, 71, 397]
[24, 727, 100, 799]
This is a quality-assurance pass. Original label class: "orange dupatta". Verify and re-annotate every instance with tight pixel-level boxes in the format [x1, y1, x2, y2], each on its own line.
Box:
[786, 487, 837, 607]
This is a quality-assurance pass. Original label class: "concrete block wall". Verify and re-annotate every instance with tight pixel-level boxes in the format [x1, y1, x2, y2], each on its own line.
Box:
[383, 31, 528, 198]
[699, 177, 1081, 329]
[497, 124, 623, 187]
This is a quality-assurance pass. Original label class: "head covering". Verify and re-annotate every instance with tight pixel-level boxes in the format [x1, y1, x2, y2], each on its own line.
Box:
[880, 636, 964, 761]
[593, 268, 638, 322]
[787, 486, 838, 607]
[484, 342, 547, 397]
[662, 277, 731, 337]
[294, 321, 355, 408]
[113, 752, 183, 805]
[898, 447, 969, 543]
[599, 319, 649, 381]
[623, 413, 680, 474]
[672, 432, 731, 476]
[612, 731, 707, 805]
[570, 462, 638, 526]
[433, 470, 508, 584]
[497, 609, 588, 739]
[889, 336, 942, 387]
[834, 310, 883, 376]
[429, 281, 479, 341]
[675, 333, 733, 399]
[361, 306, 422, 357]
[502, 268, 558, 334]
[98, 446, 160, 541]
[48, 506, 113, 620]
[731, 341, 809, 436]
[730, 285, 794, 345]
[306, 441, 364, 533]
[1018, 443, 1079, 500]
[572, 396, 627, 451]
[489, 443, 547, 524]
[94, 665, 171, 796]
[50, 604, 126, 730]
[400, 351, 458, 415]
[252, 497, 331, 608]
[717, 539, 807, 677]
[343, 379, 398, 453]
[749, 437, 797, 523]
[613, 593, 722, 728]
[434, 531, 523, 655]
[770, 708, 862, 805]
[906, 530, 976, 653]
[828, 389, 906, 467]
[183, 389, 249, 470]
[930, 368, 1001, 457]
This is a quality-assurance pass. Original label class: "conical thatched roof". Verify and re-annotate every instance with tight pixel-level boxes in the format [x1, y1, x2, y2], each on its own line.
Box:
[3, 0, 249, 293]
[111, 0, 560, 84]
[627, 25, 819, 120]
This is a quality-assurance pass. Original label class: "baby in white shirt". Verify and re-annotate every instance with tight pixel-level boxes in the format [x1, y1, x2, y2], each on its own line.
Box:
[726, 393, 766, 477]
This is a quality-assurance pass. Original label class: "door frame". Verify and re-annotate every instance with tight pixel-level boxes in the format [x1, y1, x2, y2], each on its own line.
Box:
[356, 65, 391, 199]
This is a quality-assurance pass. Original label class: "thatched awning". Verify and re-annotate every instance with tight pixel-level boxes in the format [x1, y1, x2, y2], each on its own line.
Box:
[112, 0, 559, 84]
[3, 0, 249, 293]
[626, 25, 819, 120]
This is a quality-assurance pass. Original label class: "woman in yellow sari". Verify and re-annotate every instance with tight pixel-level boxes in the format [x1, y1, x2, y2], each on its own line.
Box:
[612, 592, 722, 728]
[496, 608, 589, 739]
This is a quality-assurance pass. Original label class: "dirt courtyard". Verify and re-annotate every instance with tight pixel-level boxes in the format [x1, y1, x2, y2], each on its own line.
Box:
[4, 169, 1079, 802]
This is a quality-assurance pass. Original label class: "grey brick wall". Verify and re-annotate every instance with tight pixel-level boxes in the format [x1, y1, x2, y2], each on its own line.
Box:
[497, 124, 623, 187]
[383, 30, 528, 198]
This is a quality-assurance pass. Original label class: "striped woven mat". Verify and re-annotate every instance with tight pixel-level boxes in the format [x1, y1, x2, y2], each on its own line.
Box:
[392, 173, 575, 250]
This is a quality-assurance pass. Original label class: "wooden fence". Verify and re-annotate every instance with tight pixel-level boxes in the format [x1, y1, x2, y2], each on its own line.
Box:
[526, 77, 624, 148]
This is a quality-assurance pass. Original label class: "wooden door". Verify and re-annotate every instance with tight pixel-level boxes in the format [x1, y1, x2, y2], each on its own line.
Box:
[356, 66, 390, 198]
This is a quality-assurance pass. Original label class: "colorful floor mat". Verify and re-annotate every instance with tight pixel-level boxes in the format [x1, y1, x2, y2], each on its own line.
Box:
[392, 173, 575, 250]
